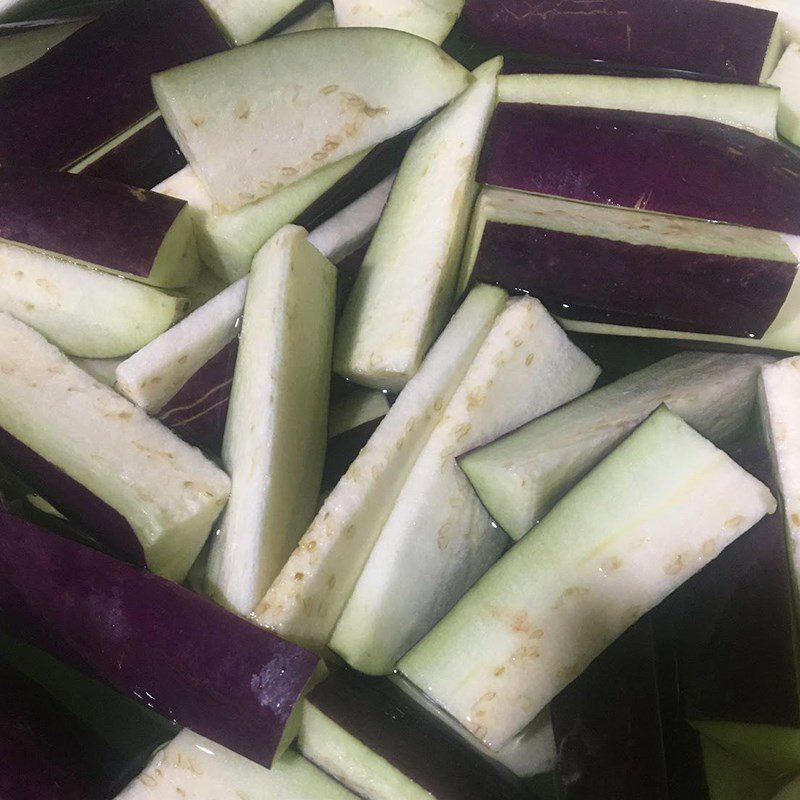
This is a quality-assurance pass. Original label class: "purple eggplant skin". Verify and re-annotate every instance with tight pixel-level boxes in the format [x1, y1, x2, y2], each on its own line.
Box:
[0, 658, 105, 800]
[0, 169, 188, 278]
[472, 222, 797, 339]
[335, 242, 369, 317]
[81, 116, 187, 189]
[0, 513, 322, 768]
[0, 0, 228, 171]
[322, 417, 383, 491]
[462, 0, 777, 84]
[551, 618, 669, 799]
[480, 104, 800, 236]
[307, 669, 530, 800]
[158, 338, 239, 456]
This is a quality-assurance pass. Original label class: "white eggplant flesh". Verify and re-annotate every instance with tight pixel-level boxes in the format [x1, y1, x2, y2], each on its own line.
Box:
[71, 357, 124, 388]
[197, 0, 307, 45]
[328, 389, 390, 438]
[769, 43, 800, 147]
[333, 0, 464, 44]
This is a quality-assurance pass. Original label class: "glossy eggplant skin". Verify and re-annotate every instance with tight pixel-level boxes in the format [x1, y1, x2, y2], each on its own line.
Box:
[0, 0, 228, 170]
[462, 0, 777, 84]
[307, 669, 530, 800]
[0, 169, 187, 278]
[0, 514, 321, 768]
[472, 221, 796, 339]
[0, 658, 105, 800]
[480, 104, 800, 235]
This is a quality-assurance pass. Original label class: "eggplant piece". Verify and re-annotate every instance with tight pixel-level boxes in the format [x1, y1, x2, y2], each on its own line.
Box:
[0, 513, 322, 768]
[254, 284, 508, 652]
[330, 296, 598, 674]
[0, 18, 83, 77]
[0, 169, 199, 287]
[498, 73, 779, 139]
[769, 43, 800, 148]
[335, 58, 500, 391]
[701, 737, 776, 800]
[206, 226, 336, 615]
[462, 0, 781, 84]
[710, 0, 800, 45]
[480, 103, 800, 237]
[0, 313, 230, 580]
[279, 1, 335, 33]
[199, 0, 307, 45]
[116, 730, 359, 800]
[0, 0, 228, 171]
[333, 0, 463, 44]
[399, 407, 776, 751]
[152, 28, 470, 213]
[80, 116, 187, 189]
[71, 356, 123, 387]
[460, 351, 769, 539]
[772, 773, 800, 799]
[299, 668, 530, 800]
[0, 658, 106, 800]
[329, 388, 390, 438]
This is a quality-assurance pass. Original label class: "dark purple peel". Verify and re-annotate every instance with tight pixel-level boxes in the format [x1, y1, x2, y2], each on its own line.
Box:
[0, 658, 105, 800]
[158, 338, 239, 455]
[81, 116, 187, 189]
[480, 104, 800, 235]
[322, 417, 382, 491]
[551, 618, 669, 800]
[0, 0, 228, 170]
[0, 425, 145, 564]
[0, 169, 187, 278]
[306, 669, 530, 800]
[0, 514, 321, 768]
[335, 242, 369, 317]
[463, 0, 777, 84]
[472, 221, 797, 339]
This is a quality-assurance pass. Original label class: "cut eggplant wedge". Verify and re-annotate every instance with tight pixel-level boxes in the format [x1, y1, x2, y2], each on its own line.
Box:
[299, 669, 530, 800]
[769, 43, 800, 148]
[701, 736, 776, 800]
[0, 170, 199, 287]
[498, 73, 779, 139]
[281, 2, 336, 33]
[480, 104, 800, 236]
[254, 284, 507, 651]
[0, 19, 84, 78]
[198, 0, 307, 45]
[155, 153, 365, 282]
[0, 513, 321, 769]
[462, 0, 781, 84]
[152, 28, 470, 212]
[71, 356, 122, 387]
[334, 57, 499, 391]
[400, 407, 776, 751]
[0, 241, 186, 358]
[0, 0, 228, 171]
[333, 0, 464, 44]
[328, 388, 390, 438]
[330, 296, 598, 674]
[0, 313, 230, 580]
[206, 226, 336, 615]
[460, 350, 770, 539]
[116, 730, 359, 800]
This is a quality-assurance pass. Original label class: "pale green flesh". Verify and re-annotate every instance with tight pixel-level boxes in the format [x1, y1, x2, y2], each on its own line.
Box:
[299, 703, 434, 800]
[0, 241, 186, 358]
[0, 313, 231, 582]
[206, 226, 336, 615]
[498, 73, 779, 139]
[253, 284, 507, 652]
[334, 58, 500, 392]
[330, 296, 598, 674]
[117, 729, 359, 800]
[328, 388, 390, 438]
[71, 356, 123, 387]
[462, 351, 770, 539]
[152, 28, 470, 212]
[155, 152, 366, 283]
[772, 773, 800, 799]
[399, 407, 776, 751]
[0, 20, 84, 78]
[769, 43, 800, 147]
[333, 0, 464, 44]
[701, 736, 777, 800]
[281, 2, 336, 33]
[198, 0, 307, 45]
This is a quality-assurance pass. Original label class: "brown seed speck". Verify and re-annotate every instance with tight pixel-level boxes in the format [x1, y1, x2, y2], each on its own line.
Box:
[327, 574, 337, 590]
[321, 84, 339, 94]
[294, 572, 305, 581]
[701, 539, 717, 557]
[178, 355, 188, 364]
[494, 666, 506, 677]
[792, 513, 800, 528]
[139, 774, 158, 787]
[725, 515, 745, 530]
[312, 152, 329, 162]
[281, 167, 298, 177]
[364, 105, 388, 118]
[525, 353, 535, 366]
[306, 540, 317, 552]
[665, 554, 684, 576]
[602, 556, 622, 572]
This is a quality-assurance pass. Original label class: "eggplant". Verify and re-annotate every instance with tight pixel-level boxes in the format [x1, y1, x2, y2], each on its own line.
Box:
[460, 351, 769, 540]
[497, 73, 779, 139]
[710, 0, 800, 45]
[199, 0, 308, 45]
[206, 226, 336, 616]
[330, 296, 598, 675]
[335, 58, 500, 392]
[0, 169, 199, 287]
[0, 312, 231, 580]
[333, 0, 463, 44]
[0, 18, 84, 77]
[71, 356, 122, 387]
[701, 736, 776, 800]
[299, 668, 530, 800]
[0, 0, 228, 171]
[0, 513, 322, 768]
[771, 773, 800, 799]
[152, 28, 470, 212]
[479, 103, 800, 236]
[462, 0, 781, 84]
[769, 43, 800, 148]
[278, 1, 335, 34]
[254, 284, 508, 652]
[399, 407, 776, 751]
